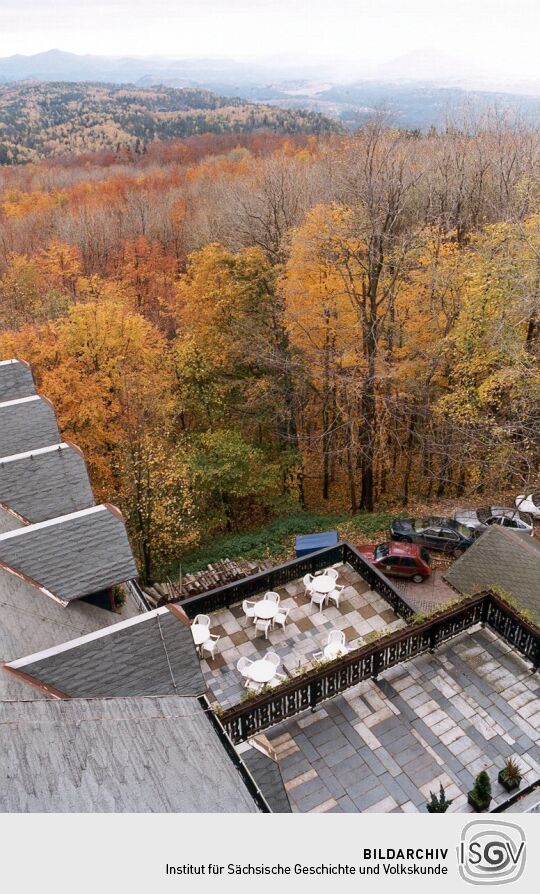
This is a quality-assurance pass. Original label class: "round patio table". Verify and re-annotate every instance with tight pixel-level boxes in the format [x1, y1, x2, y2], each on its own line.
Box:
[191, 624, 210, 647]
[311, 575, 336, 595]
[247, 659, 277, 683]
[254, 600, 280, 620]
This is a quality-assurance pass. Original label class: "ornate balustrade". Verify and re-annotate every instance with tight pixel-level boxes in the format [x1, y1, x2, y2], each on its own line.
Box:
[179, 541, 416, 620]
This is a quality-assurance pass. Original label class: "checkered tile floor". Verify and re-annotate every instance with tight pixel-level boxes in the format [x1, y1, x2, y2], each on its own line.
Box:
[262, 627, 540, 813]
[200, 562, 405, 709]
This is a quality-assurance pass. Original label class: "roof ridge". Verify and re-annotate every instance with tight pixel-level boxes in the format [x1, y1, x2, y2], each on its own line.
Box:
[0, 443, 69, 464]
[6, 606, 170, 669]
[0, 395, 41, 409]
[0, 505, 106, 542]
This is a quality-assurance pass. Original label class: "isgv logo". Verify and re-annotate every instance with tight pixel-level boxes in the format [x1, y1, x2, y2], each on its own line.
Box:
[458, 821, 526, 885]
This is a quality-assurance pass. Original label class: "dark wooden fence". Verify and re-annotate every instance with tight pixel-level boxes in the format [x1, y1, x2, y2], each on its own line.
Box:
[221, 591, 539, 744]
[179, 541, 416, 621]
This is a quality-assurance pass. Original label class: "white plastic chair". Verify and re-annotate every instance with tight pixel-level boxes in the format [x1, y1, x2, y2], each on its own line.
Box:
[265, 651, 281, 669]
[264, 591, 280, 604]
[312, 651, 324, 662]
[245, 678, 263, 694]
[201, 634, 220, 659]
[242, 600, 257, 622]
[310, 589, 326, 612]
[303, 573, 315, 595]
[327, 584, 345, 608]
[193, 614, 210, 627]
[327, 629, 346, 649]
[236, 656, 253, 677]
[255, 617, 272, 639]
[270, 673, 287, 686]
[324, 567, 339, 582]
[273, 606, 290, 630]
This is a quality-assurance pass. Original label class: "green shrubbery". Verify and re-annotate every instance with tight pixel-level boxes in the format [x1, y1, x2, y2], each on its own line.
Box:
[161, 509, 392, 577]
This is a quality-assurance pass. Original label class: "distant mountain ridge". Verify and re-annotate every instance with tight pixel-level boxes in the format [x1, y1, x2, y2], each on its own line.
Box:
[1, 50, 539, 136]
[0, 81, 340, 164]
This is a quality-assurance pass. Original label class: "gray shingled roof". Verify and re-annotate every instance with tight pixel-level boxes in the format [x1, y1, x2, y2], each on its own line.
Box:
[0, 696, 259, 812]
[0, 395, 60, 456]
[0, 443, 95, 524]
[0, 505, 138, 605]
[0, 571, 142, 700]
[0, 359, 35, 402]
[241, 746, 292, 813]
[6, 607, 206, 698]
[444, 526, 540, 625]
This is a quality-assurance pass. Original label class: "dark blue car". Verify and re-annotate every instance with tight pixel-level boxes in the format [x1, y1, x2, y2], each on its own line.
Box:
[390, 516, 479, 557]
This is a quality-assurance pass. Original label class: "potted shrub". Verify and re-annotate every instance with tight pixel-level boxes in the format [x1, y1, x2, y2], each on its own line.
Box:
[498, 757, 523, 793]
[468, 770, 492, 812]
[426, 783, 453, 813]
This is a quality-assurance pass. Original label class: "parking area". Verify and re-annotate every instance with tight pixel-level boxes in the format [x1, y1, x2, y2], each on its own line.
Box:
[395, 569, 457, 612]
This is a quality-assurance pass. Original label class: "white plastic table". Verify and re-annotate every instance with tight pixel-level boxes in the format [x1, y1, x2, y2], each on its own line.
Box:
[311, 575, 336, 595]
[247, 659, 277, 683]
[254, 600, 280, 620]
[191, 624, 210, 647]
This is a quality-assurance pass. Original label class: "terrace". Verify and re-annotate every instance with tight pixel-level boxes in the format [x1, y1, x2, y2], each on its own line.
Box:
[199, 561, 406, 709]
[253, 627, 540, 813]
[178, 541, 539, 812]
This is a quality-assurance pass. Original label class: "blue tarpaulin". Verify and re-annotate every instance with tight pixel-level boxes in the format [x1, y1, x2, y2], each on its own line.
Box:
[295, 530, 338, 557]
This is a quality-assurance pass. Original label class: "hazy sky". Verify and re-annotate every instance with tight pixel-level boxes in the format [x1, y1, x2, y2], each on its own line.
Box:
[0, 0, 539, 79]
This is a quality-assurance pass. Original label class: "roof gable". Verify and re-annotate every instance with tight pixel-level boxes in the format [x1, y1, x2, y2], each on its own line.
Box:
[0, 505, 138, 605]
[444, 526, 540, 624]
[5, 606, 206, 698]
[0, 571, 143, 699]
[0, 395, 60, 456]
[0, 359, 35, 401]
[0, 443, 95, 524]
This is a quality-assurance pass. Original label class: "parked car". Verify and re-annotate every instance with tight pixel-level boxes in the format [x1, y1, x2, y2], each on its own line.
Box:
[358, 541, 432, 583]
[390, 516, 478, 557]
[515, 492, 540, 520]
[453, 506, 534, 535]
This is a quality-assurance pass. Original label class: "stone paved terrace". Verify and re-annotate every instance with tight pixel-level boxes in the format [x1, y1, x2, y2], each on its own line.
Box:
[200, 562, 405, 709]
[258, 627, 540, 813]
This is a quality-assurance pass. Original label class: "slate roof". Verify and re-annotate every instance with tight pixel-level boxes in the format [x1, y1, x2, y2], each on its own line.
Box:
[0, 359, 35, 402]
[0, 505, 138, 606]
[444, 526, 540, 625]
[241, 746, 292, 813]
[0, 696, 259, 812]
[5, 606, 206, 698]
[0, 571, 142, 700]
[0, 395, 60, 456]
[0, 443, 95, 524]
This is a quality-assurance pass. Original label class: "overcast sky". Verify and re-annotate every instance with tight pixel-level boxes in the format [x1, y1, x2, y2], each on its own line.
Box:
[0, 0, 539, 79]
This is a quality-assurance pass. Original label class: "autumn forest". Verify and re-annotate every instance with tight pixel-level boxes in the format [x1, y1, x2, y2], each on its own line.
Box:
[1, 120, 539, 579]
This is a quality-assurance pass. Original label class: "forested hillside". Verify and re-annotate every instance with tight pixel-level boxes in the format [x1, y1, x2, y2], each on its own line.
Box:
[0, 126, 538, 579]
[0, 82, 340, 163]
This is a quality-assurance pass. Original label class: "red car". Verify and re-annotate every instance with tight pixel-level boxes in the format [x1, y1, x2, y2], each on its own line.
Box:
[358, 541, 432, 583]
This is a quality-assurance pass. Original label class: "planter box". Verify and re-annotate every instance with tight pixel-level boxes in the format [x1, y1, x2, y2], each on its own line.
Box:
[498, 770, 521, 793]
[468, 792, 491, 812]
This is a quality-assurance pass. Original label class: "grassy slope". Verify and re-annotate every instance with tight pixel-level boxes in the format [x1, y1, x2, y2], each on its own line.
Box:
[165, 509, 393, 577]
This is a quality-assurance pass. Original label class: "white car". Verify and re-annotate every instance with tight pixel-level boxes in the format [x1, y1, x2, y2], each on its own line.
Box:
[453, 506, 534, 535]
[515, 492, 540, 520]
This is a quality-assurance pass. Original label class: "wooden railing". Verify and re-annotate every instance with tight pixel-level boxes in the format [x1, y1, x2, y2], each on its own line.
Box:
[221, 591, 539, 744]
[179, 541, 416, 621]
